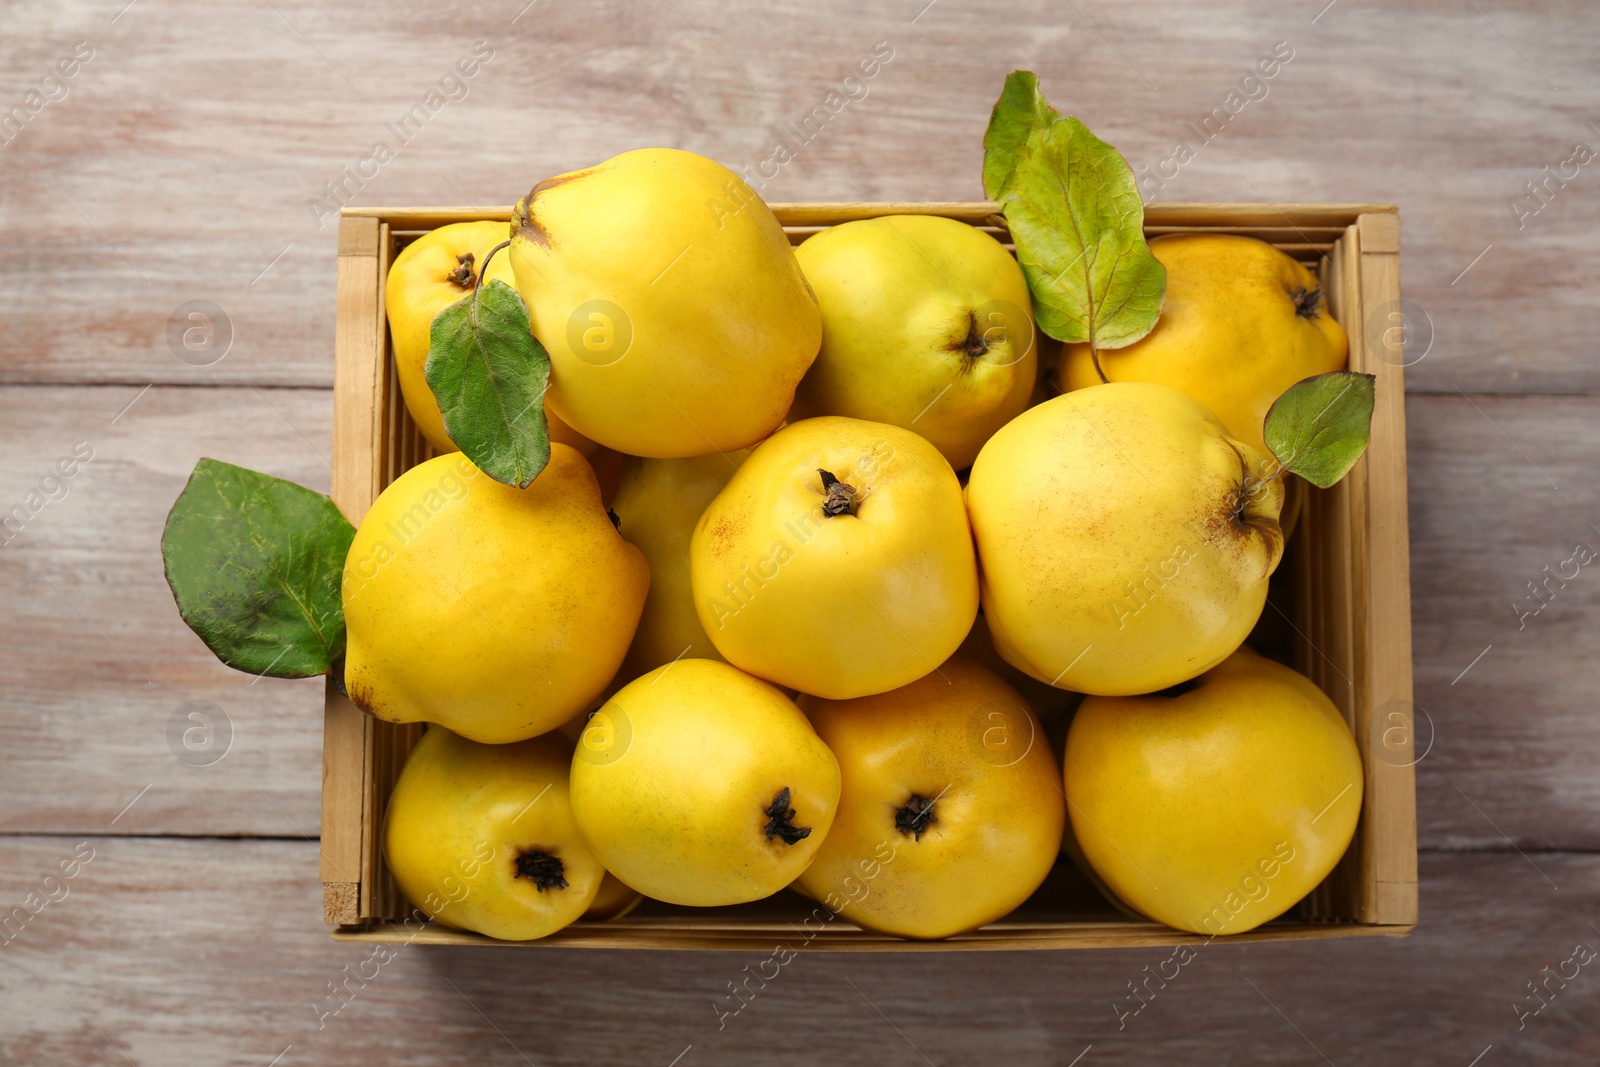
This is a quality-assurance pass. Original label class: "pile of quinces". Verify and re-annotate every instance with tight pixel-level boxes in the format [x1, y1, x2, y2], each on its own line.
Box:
[162, 73, 1375, 942]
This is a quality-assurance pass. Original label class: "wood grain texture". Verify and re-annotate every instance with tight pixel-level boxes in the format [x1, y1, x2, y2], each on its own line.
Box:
[332, 917, 1410, 953]
[1323, 216, 1419, 924]
[0, 837, 1595, 1066]
[0, 0, 1595, 1059]
[1, 1, 1595, 391]
[322, 215, 383, 923]
[0, 385, 332, 837]
[1408, 394, 1600, 852]
[1354, 215, 1418, 923]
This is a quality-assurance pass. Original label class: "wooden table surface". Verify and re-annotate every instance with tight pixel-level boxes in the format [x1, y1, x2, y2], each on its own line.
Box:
[3, 0, 1598, 1062]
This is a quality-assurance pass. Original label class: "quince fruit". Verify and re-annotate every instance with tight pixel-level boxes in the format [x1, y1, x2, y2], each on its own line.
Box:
[384, 727, 602, 940]
[1057, 234, 1347, 457]
[509, 148, 820, 458]
[691, 417, 978, 699]
[796, 654, 1064, 939]
[611, 451, 746, 682]
[1064, 648, 1362, 935]
[790, 215, 1036, 470]
[966, 382, 1283, 696]
[343, 447, 648, 743]
[569, 659, 840, 906]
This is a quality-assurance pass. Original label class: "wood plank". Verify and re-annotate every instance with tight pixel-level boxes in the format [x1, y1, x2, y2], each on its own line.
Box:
[320, 686, 369, 924]
[351, 203, 1391, 227]
[0, 385, 333, 837]
[1408, 393, 1600, 852]
[1354, 213, 1418, 924]
[323, 216, 382, 923]
[0, 1, 1590, 1050]
[334, 917, 1407, 954]
[0, 2, 1594, 393]
[3, 384, 1600, 851]
[0, 837, 1594, 1065]
[1292, 218, 1416, 925]
[330, 215, 383, 523]
[1301, 232, 1365, 919]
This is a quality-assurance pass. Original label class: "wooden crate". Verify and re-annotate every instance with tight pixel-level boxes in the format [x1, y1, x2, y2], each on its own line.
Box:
[323, 202, 1416, 950]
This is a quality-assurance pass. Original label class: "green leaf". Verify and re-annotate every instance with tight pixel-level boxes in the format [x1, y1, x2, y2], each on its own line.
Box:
[161, 459, 355, 678]
[1262, 371, 1378, 488]
[425, 278, 551, 489]
[982, 70, 1062, 200]
[981, 73, 1165, 354]
[996, 114, 1166, 350]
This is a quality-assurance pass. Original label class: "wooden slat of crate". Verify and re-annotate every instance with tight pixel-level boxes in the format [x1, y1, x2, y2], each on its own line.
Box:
[1296, 220, 1417, 929]
[331, 916, 1408, 952]
[326, 202, 1415, 945]
[1351, 212, 1417, 925]
[341, 201, 1397, 230]
[322, 215, 382, 925]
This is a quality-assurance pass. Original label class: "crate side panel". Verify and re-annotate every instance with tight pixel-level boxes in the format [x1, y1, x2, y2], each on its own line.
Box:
[321, 686, 370, 924]
[345, 203, 1392, 230]
[332, 918, 1408, 952]
[1354, 213, 1418, 925]
[324, 216, 384, 923]
[330, 216, 384, 521]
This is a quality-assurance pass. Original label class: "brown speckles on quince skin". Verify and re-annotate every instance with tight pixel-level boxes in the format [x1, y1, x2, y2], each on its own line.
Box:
[344, 673, 376, 715]
[703, 511, 747, 560]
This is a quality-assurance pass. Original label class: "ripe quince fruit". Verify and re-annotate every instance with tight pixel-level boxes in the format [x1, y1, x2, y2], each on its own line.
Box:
[568, 659, 840, 907]
[1064, 647, 1363, 935]
[796, 655, 1064, 939]
[790, 215, 1036, 470]
[1057, 234, 1348, 457]
[384, 727, 602, 941]
[384, 219, 596, 457]
[966, 382, 1283, 696]
[690, 417, 978, 699]
[509, 148, 821, 458]
[343, 446, 649, 743]
[611, 451, 746, 682]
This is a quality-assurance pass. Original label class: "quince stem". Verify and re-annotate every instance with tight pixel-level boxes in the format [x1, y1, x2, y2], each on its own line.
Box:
[1089, 340, 1109, 384]
[475, 239, 512, 295]
[1238, 462, 1287, 517]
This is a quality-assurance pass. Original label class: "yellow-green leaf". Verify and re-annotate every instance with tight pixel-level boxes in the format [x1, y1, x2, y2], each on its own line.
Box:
[1263, 371, 1377, 488]
[982, 72, 1165, 354]
[982, 70, 1061, 200]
